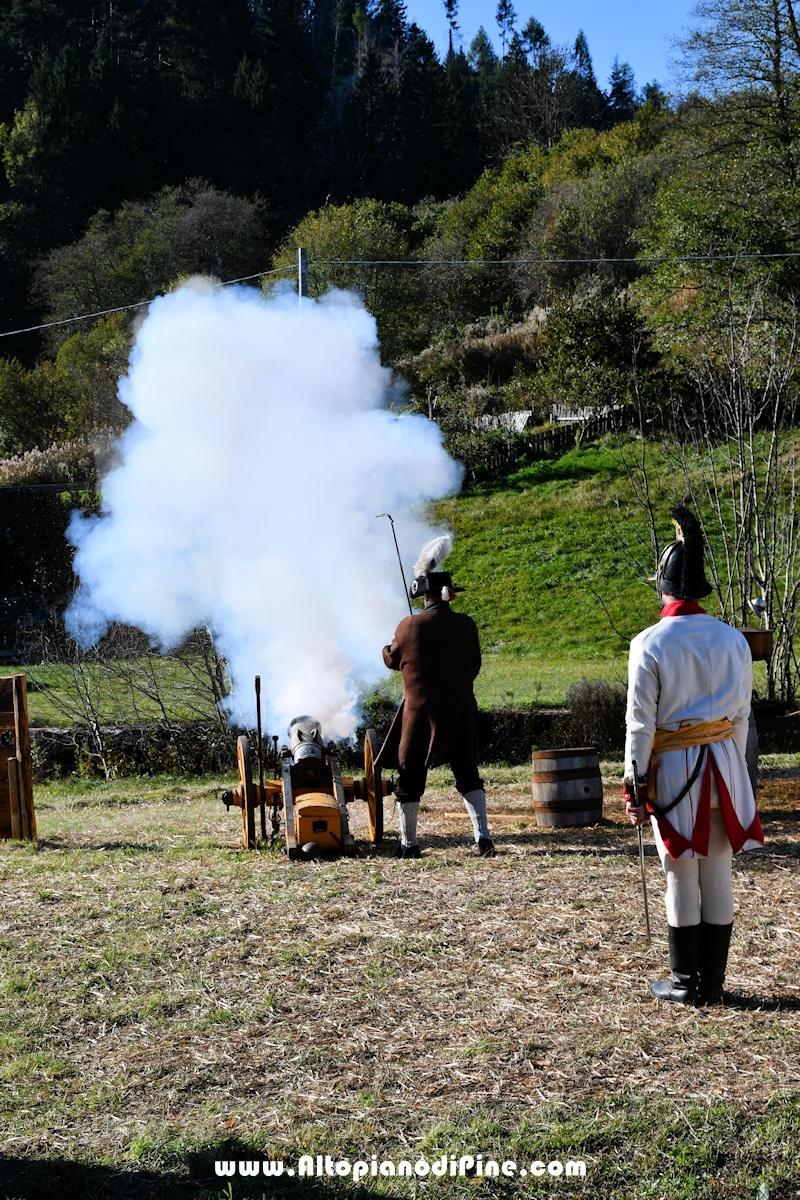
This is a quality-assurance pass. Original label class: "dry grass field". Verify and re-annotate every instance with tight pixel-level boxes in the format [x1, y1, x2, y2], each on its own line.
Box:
[0, 763, 798, 1199]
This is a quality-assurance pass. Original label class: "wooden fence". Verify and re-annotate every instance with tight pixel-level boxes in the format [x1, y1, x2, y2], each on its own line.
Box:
[466, 409, 626, 481]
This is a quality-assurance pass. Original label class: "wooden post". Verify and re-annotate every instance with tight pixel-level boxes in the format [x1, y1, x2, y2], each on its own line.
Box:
[8, 757, 22, 839]
[0, 674, 36, 840]
[12, 675, 35, 838]
[237, 735, 256, 849]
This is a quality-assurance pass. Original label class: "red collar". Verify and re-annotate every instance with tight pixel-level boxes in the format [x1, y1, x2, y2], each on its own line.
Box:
[660, 599, 707, 618]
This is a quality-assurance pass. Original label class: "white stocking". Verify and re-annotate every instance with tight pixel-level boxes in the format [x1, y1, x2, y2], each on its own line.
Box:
[397, 801, 419, 847]
[462, 789, 491, 841]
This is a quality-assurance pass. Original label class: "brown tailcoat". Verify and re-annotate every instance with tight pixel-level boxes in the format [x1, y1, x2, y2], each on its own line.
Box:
[374, 601, 481, 771]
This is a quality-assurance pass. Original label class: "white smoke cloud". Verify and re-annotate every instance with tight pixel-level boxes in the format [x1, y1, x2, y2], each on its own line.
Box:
[65, 280, 463, 737]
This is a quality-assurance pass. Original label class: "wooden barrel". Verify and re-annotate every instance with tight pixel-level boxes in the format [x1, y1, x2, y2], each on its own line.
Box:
[740, 628, 773, 662]
[531, 747, 603, 827]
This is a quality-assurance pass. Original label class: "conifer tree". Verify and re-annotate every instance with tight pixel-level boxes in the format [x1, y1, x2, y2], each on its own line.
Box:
[495, 0, 517, 58]
[572, 29, 607, 126]
[522, 16, 549, 61]
[469, 26, 499, 106]
[607, 56, 638, 122]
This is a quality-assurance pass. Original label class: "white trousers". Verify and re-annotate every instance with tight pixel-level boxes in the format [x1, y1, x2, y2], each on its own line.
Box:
[651, 808, 734, 927]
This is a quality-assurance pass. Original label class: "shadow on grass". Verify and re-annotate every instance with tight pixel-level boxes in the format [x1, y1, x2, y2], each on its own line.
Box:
[722, 992, 800, 1012]
[369, 830, 800, 862]
[0, 1156, 181, 1200]
[467, 442, 625, 495]
[373, 833, 656, 859]
[0, 1152, 382, 1199]
[31, 840, 164, 852]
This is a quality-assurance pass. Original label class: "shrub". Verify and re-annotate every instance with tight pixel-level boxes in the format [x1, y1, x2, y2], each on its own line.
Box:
[0, 440, 97, 487]
[555, 677, 627, 755]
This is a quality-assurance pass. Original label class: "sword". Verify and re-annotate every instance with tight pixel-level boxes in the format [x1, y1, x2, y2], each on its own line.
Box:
[376, 513, 413, 616]
[631, 758, 651, 945]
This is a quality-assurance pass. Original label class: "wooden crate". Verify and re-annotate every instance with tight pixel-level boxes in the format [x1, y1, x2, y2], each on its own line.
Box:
[0, 675, 36, 840]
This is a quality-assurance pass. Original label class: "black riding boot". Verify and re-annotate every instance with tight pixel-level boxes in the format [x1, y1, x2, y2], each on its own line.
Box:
[698, 921, 733, 1005]
[650, 924, 700, 1004]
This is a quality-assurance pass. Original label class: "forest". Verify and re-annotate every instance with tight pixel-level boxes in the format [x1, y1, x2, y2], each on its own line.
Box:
[3, 0, 800, 696]
[0, 0, 640, 344]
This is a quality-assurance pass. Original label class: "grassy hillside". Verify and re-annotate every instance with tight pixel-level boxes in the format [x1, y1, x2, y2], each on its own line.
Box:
[434, 438, 666, 707]
[14, 434, 772, 729]
[435, 433, 776, 707]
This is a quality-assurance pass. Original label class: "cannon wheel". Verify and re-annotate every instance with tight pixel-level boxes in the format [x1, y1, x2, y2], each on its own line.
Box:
[237, 735, 257, 849]
[364, 728, 383, 844]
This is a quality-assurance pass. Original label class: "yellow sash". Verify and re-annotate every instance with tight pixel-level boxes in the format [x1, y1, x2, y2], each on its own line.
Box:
[644, 719, 735, 805]
[652, 718, 735, 754]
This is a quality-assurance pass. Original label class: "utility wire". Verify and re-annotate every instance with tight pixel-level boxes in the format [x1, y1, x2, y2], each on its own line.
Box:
[312, 252, 800, 266]
[0, 264, 296, 340]
[2, 249, 799, 341]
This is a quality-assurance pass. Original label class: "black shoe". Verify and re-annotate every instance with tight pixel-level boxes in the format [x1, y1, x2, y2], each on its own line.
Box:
[477, 837, 496, 857]
[395, 843, 421, 859]
[698, 921, 733, 1005]
[650, 924, 700, 1004]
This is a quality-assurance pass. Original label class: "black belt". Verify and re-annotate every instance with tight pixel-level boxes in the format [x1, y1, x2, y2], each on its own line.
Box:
[648, 744, 708, 818]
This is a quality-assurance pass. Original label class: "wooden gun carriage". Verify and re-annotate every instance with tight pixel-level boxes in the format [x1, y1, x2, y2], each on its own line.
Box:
[222, 680, 392, 858]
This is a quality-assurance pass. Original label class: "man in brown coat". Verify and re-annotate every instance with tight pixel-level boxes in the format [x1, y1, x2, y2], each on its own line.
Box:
[375, 558, 494, 858]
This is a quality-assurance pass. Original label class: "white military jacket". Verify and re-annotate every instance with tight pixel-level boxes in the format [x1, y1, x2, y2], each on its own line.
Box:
[624, 602, 763, 860]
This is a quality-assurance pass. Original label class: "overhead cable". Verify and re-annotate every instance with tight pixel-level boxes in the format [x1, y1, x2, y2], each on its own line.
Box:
[1, 250, 799, 341]
[0, 264, 296, 340]
[312, 253, 800, 266]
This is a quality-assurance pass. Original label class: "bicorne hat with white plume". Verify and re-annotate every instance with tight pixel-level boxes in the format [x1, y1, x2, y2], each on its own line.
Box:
[409, 534, 464, 602]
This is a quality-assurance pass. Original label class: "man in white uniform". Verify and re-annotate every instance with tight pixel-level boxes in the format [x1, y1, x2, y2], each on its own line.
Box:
[624, 507, 763, 1004]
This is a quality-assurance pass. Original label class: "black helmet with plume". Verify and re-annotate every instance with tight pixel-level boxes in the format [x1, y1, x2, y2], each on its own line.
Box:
[654, 506, 713, 600]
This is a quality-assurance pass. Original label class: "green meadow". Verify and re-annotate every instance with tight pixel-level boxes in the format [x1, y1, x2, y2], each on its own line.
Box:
[438, 437, 763, 706]
[15, 435, 771, 727]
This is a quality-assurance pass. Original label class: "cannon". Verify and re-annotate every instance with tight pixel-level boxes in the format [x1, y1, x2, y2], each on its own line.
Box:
[222, 683, 392, 858]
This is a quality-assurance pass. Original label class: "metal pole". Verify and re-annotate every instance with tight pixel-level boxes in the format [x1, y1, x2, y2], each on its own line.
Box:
[298, 246, 308, 310]
[637, 826, 651, 944]
[632, 759, 651, 944]
[377, 513, 413, 615]
[255, 675, 266, 842]
[271, 735, 280, 836]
